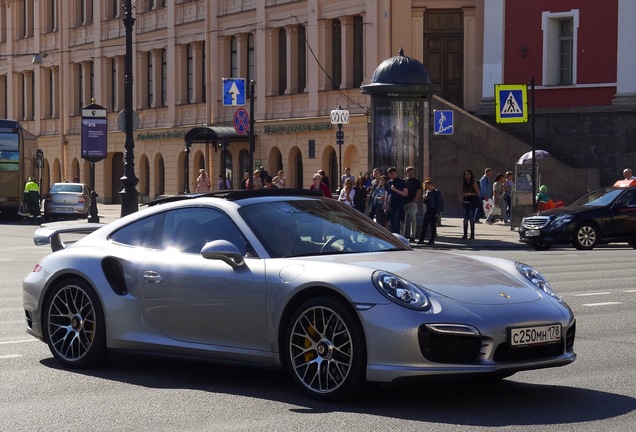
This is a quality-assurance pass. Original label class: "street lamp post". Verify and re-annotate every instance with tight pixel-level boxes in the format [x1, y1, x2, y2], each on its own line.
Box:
[120, 0, 139, 217]
[330, 106, 349, 193]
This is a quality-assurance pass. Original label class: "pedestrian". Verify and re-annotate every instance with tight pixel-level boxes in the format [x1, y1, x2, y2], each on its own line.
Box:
[309, 173, 331, 198]
[259, 166, 269, 184]
[318, 169, 331, 194]
[262, 176, 274, 189]
[386, 166, 408, 234]
[460, 169, 480, 240]
[371, 175, 388, 227]
[367, 168, 382, 220]
[402, 166, 421, 242]
[340, 167, 355, 190]
[475, 168, 493, 223]
[536, 184, 555, 210]
[503, 170, 514, 223]
[239, 171, 249, 189]
[217, 174, 226, 190]
[486, 173, 505, 225]
[23, 176, 41, 225]
[352, 176, 367, 213]
[272, 170, 286, 188]
[338, 177, 355, 206]
[417, 178, 441, 245]
[623, 168, 636, 180]
[195, 169, 211, 192]
[362, 171, 372, 188]
[246, 169, 262, 189]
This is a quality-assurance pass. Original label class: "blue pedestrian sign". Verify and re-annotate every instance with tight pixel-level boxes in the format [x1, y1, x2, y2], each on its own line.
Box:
[433, 110, 454, 135]
[495, 84, 528, 123]
[222, 78, 246, 106]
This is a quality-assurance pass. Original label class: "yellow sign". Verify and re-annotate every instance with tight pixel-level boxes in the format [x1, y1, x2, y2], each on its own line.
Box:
[495, 84, 528, 123]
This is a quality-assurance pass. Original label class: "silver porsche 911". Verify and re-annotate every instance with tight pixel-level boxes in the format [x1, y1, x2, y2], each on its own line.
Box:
[23, 189, 575, 401]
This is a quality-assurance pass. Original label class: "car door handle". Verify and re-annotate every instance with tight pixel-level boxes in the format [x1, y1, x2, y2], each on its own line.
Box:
[143, 271, 164, 284]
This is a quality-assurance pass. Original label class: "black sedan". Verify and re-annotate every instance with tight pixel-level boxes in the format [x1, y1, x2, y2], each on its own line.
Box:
[519, 186, 636, 250]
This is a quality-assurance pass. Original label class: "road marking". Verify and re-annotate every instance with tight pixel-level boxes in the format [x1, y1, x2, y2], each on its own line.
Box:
[0, 354, 21, 359]
[574, 292, 611, 297]
[0, 339, 38, 345]
[582, 302, 623, 307]
[621, 289, 636, 293]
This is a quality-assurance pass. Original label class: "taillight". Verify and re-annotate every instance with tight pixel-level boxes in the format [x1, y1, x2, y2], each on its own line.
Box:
[33, 264, 43, 272]
[78, 196, 87, 203]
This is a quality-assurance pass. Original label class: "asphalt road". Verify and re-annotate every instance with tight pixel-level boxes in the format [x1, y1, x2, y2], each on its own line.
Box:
[1, 221, 635, 432]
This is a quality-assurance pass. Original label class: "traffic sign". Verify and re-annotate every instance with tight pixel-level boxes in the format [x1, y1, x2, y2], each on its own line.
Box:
[495, 84, 528, 123]
[330, 108, 350, 124]
[433, 110, 454, 135]
[223, 78, 246, 106]
[234, 108, 249, 135]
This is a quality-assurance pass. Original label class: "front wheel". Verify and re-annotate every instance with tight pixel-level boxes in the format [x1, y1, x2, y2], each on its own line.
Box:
[573, 223, 599, 250]
[44, 277, 107, 368]
[284, 296, 366, 401]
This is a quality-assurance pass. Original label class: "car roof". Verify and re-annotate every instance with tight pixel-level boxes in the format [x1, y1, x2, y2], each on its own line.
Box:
[146, 188, 323, 207]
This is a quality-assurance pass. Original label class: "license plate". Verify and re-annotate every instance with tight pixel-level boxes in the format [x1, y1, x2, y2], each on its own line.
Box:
[525, 229, 540, 237]
[57, 207, 73, 213]
[510, 324, 561, 347]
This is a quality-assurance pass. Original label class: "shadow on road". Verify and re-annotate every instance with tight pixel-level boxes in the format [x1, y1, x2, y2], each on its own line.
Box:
[40, 356, 636, 427]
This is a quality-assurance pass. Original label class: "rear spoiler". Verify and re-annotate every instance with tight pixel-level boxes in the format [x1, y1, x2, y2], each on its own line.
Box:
[33, 223, 106, 252]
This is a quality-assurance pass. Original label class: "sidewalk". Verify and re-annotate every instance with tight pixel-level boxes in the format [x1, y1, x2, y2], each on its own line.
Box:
[93, 203, 525, 251]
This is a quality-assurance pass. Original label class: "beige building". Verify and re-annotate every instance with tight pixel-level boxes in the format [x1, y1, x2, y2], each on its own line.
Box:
[0, 0, 487, 203]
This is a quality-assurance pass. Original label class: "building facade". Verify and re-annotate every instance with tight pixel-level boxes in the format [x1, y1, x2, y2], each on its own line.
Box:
[1, 0, 634, 204]
[0, 0, 491, 203]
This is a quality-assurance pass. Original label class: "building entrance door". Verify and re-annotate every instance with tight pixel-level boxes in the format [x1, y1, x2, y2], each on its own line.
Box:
[424, 10, 464, 107]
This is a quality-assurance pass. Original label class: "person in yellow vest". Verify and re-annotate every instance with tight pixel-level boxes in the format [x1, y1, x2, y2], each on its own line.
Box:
[23, 177, 41, 224]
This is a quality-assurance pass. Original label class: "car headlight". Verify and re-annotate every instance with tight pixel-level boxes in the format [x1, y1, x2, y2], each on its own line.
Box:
[551, 214, 573, 228]
[515, 262, 560, 300]
[372, 271, 431, 310]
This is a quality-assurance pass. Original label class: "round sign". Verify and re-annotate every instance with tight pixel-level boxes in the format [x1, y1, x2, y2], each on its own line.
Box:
[330, 109, 350, 125]
[117, 110, 140, 132]
[234, 108, 249, 135]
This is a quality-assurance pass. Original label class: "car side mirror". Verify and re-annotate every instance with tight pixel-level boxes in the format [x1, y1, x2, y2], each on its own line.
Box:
[201, 240, 245, 268]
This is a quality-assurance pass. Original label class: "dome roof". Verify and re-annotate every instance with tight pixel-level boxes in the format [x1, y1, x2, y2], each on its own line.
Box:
[361, 49, 440, 96]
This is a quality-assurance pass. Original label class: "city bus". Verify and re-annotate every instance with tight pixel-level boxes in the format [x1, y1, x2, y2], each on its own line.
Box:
[0, 120, 38, 214]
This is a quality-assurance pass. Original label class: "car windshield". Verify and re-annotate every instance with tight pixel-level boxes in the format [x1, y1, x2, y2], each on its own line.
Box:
[569, 188, 623, 207]
[239, 198, 409, 258]
[50, 184, 83, 194]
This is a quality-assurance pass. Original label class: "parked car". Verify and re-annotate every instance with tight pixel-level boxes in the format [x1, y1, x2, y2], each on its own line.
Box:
[519, 184, 636, 251]
[24, 189, 575, 401]
[43, 182, 90, 220]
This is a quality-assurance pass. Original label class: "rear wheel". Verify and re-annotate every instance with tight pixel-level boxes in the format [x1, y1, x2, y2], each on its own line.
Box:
[573, 223, 599, 250]
[284, 296, 366, 401]
[44, 277, 107, 368]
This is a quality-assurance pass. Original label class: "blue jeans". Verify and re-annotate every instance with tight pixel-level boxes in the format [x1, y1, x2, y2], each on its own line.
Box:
[388, 205, 404, 233]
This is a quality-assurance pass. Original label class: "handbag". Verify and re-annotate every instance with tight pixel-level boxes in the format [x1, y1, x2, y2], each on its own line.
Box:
[17, 201, 29, 216]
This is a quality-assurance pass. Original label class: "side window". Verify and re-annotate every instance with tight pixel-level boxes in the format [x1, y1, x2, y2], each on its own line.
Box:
[627, 191, 636, 207]
[162, 207, 249, 255]
[110, 213, 164, 249]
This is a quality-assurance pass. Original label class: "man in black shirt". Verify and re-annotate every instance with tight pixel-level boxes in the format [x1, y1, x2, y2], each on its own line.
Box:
[385, 167, 408, 233]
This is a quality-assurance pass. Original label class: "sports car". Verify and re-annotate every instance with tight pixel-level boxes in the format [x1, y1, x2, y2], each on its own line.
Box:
[23, 189, 575, 401]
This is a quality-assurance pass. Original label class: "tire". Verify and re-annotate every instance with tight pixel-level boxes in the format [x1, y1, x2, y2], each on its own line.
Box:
[573, 223, 599, 250]
[284, 296, 366, 401]
[532, 242, 552, 251]
[44, 277, 107, 368]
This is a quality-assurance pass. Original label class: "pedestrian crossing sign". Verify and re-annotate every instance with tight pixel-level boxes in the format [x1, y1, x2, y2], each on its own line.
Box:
[495, 84, 528, 123]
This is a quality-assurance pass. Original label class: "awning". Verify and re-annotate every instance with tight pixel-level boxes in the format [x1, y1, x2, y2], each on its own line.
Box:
[184, 126, 252, 146]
